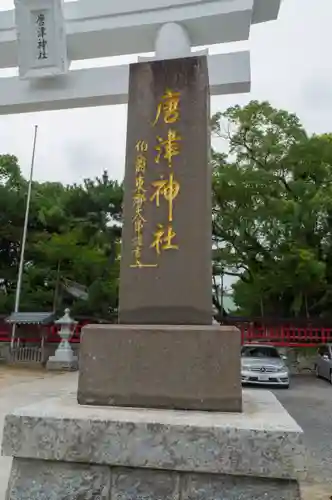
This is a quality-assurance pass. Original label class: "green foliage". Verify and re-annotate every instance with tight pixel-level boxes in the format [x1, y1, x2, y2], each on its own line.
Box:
[4, 99, 332, 322]
[212, 100, 332, 318]
[0, 158, 122, 319]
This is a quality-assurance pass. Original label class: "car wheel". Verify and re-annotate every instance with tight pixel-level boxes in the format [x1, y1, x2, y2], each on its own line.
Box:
[330, 370, 332, 385]
[315, 365, 320, 378]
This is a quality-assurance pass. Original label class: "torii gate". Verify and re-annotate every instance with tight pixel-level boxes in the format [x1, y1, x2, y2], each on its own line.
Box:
[0, 0, 281, 115]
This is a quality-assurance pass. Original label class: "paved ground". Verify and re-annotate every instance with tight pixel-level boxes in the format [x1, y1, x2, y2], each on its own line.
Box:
[274, 376, 332, 499]
[0, 369, 331, 499]
[0, 367, 76, 500]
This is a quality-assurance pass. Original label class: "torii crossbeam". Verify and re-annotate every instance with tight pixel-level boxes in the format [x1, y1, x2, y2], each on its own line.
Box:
[0, 0, 281, 115]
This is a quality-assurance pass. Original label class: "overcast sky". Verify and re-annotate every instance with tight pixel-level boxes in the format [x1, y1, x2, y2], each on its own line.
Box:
[0, 0, 331, 186]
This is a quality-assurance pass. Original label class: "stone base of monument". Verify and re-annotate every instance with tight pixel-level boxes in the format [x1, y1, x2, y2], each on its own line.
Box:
[2, 390, 306, 500]
[77, 324, 242, 412]
[46, 358, 78, 371]
[46, 352, 78, 371]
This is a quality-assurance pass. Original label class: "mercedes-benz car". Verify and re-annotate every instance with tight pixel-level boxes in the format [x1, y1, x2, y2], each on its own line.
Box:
[241, 344, 289, 388]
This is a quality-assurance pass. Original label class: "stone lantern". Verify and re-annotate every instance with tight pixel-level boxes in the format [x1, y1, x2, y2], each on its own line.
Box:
[46, 308, 78, 371]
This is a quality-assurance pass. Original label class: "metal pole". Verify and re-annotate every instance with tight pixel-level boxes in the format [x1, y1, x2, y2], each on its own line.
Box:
[10, 125, 39, 349]
[52, 260, 61, 313]
[220, 266, 224, 318]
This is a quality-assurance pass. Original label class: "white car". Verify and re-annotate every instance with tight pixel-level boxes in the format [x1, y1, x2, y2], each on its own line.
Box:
[241, 344, 290, 388]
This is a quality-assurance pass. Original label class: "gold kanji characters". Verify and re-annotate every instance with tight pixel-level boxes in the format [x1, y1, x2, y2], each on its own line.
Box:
[155, 129, 182, 167]
[131, 141, 148, 267]
[150, 173, 180, 222]
[135, 154, 147, 173]
[131, 139, 158, 269]
[135, 140, 148, 153]
[153, 89, 181, 126]
[151, 224, 179, 255]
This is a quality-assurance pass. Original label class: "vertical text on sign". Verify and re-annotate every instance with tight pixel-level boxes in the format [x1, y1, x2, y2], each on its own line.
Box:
[151, 89, 182, 256]
[130, 140, 157, 269]
[35, 11, 48, 61]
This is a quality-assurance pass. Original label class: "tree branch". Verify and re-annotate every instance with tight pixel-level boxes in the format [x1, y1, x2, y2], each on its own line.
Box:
[224, 270, 252, 284]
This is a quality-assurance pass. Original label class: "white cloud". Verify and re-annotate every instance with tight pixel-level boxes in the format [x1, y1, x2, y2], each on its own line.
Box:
[0, 0, 331, 187]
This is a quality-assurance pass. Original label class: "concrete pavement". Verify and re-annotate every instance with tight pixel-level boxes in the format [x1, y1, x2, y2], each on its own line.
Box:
[0, 368, 77, 499]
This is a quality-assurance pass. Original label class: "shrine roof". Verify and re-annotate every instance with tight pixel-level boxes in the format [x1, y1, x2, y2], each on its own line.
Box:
[5, 312, 56, 325]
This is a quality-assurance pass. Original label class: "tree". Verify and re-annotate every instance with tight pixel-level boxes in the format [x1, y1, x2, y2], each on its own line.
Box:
[0, 155, 26, 298]
[0, 158, 123, 319]
[212, 101, 332, 318]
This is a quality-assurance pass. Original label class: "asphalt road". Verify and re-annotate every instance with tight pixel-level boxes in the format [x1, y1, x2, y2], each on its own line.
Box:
[273, 375, 332, 496]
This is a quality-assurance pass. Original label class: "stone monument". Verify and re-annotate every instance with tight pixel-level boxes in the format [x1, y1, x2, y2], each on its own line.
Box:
[78, 55, 242, 412]
[1, 1, 307, 499]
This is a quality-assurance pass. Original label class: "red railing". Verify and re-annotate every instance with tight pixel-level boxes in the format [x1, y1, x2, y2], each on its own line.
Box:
[0, 322, 87, 344]
[242, 326, 332, 347]
[1, 324, 332, 347]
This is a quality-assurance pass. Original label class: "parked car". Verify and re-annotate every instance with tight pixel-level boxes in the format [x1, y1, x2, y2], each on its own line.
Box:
[315, 344, 332, 384]
[241, 343, 290, 388]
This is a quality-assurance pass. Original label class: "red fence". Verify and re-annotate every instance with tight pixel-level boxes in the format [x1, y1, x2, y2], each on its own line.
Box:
[1, 324, 332, 347]
[242, 326, 332, 347]
[0, 322, 88, 344]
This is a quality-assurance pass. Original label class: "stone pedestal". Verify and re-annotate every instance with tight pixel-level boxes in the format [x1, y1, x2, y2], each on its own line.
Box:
[46, 356, 78, 371]
[2, 390, 306, 500]
[78, 324, 242, 412]
[46, 350, 78, 371]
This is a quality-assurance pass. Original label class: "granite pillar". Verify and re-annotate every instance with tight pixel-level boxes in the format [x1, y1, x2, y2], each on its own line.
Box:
[119, 56, 211, 325]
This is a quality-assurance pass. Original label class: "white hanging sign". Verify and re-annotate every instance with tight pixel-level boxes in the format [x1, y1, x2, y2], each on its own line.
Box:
[14, 0, 68, 80]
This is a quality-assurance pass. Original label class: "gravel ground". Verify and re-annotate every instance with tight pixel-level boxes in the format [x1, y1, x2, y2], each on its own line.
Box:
[273, 376, 332, 499]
